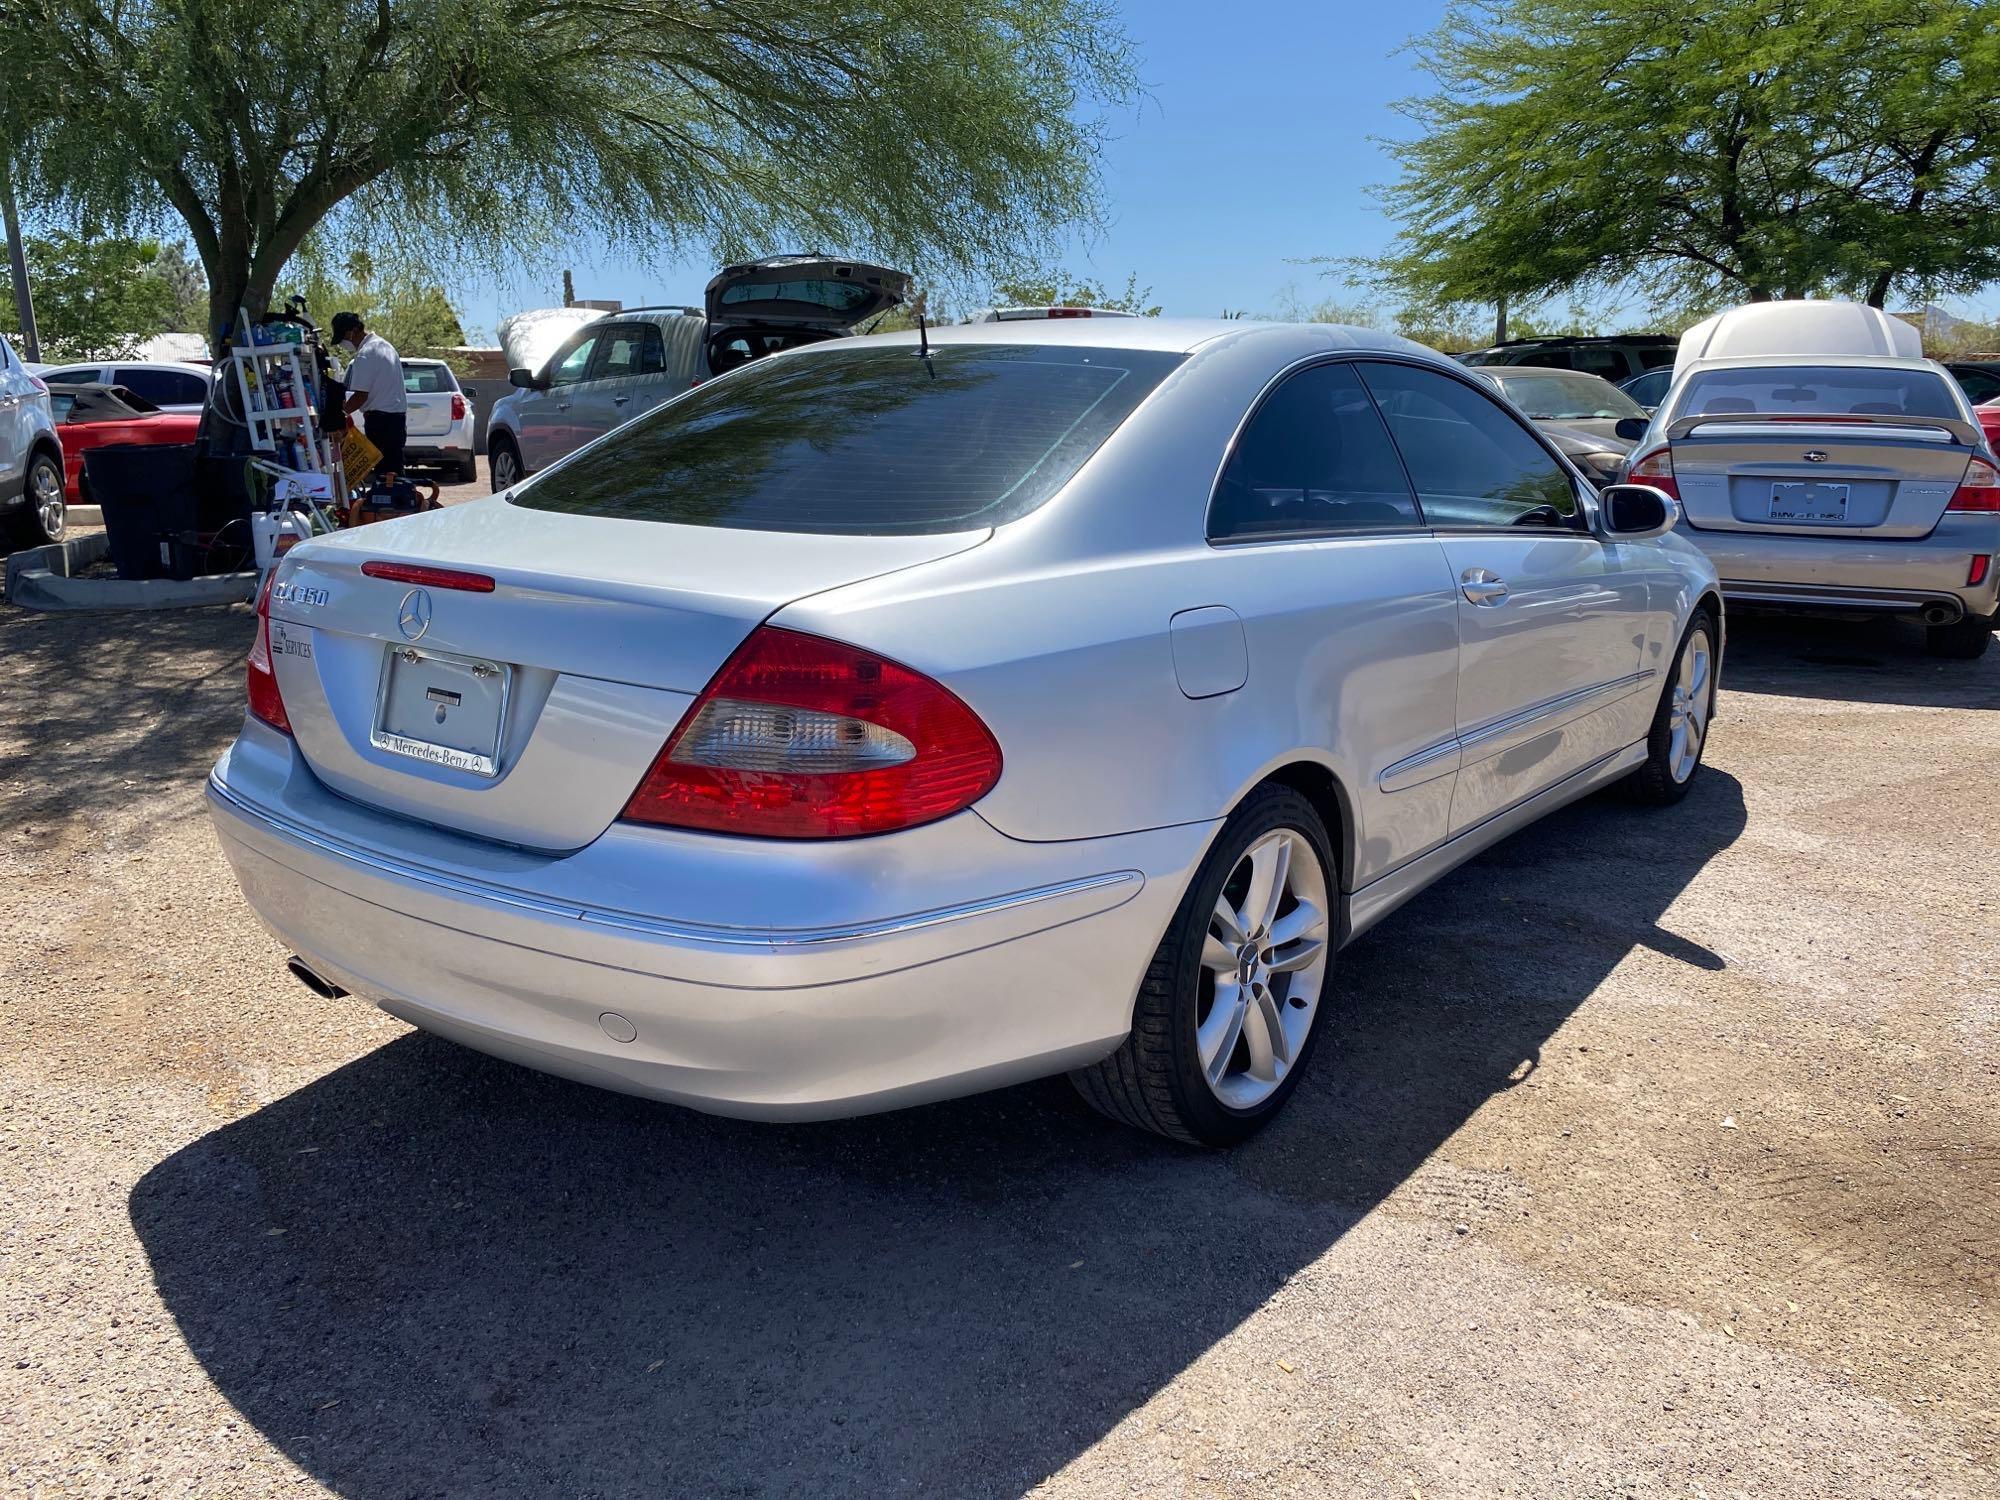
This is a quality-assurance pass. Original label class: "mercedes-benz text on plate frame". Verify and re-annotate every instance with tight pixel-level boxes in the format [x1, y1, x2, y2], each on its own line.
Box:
[209, 320, 1724, 1147]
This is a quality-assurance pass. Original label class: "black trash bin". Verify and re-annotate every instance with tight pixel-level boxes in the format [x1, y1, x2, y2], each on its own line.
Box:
[87, 444, 202, 580]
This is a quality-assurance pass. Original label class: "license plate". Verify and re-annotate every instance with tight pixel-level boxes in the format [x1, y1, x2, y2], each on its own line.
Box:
[371, 645, 510, 776]
[1769, 481, 1849, 522]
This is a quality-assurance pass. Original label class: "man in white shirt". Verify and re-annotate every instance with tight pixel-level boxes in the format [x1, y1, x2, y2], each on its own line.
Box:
[331, 311, 408, 488]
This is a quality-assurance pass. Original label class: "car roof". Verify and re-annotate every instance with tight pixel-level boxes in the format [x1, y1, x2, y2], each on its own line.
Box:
[841, 317, 1442, 359]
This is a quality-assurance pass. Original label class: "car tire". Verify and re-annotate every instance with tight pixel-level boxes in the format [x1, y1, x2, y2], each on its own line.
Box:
[487, 435, 521, 493]
[1621, 608, 1717, 806]
[19, 450, 66, 545]
[455, 455, 479, 483]
[1071, 784, 1337, 1147]
[1925, 613, 1993, 660]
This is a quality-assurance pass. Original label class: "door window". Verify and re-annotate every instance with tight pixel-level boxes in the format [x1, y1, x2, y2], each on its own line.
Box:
[1209, 362, 1422, 541]
[638, 324, 668, 375]
[588, 325, 649, 382]
[1359, 362, 1578, 528]
[43, 368, 99, 386]
[1951, 367, 2000, 406]
[114, 367, 208, 405]
[547, 333, 599, 387]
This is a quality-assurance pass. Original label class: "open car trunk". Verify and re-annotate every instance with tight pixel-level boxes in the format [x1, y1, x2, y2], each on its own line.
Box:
[704, 256, 909, 335]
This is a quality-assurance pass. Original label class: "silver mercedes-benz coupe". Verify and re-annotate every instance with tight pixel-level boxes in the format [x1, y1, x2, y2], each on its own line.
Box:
[210, 319, 1722, 1144]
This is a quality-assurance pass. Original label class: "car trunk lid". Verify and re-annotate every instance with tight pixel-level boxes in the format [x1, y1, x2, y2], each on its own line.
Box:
[1665, 414, 1978, 539]
[704, 256, 910, 334]
[264, 500, 988, 849]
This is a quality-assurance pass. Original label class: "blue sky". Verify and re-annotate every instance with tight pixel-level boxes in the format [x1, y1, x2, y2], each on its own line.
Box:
[455, 0, 1452, 339]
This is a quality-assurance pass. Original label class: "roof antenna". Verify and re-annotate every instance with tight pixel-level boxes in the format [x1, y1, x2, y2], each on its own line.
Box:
[912, 290, 935, 379]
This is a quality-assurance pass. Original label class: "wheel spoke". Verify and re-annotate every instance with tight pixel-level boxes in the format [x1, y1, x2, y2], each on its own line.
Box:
[1198, 981, 1246, 1083]
[1211, 893, 1248, 948]
[1267, 900, 1325, 949]
[1688, 645, 1710, 699]
[1242, 836, 1290, 938]
[1242, 988, 1291, 1082]
[1269, 934, 1327, 975]
[1201, 931, 1236, 973]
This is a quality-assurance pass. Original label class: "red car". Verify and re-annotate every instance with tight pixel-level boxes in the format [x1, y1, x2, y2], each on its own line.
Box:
[49, 384, 201, 504]
[1975, 399, 2000, 454]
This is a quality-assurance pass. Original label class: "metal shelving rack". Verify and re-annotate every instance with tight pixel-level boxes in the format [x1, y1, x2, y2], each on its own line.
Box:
[228, 307, 328, 473]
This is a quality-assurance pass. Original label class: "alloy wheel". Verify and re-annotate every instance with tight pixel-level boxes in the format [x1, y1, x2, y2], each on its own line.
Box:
[31, 460, 65, 541]
[1667, 627, 1712, 783]
[1197, 828, 1331, 1109]
[490, 447, 519, 490]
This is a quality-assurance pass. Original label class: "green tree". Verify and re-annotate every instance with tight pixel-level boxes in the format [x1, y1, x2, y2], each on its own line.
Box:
[1363, 0, 2000, 312]
[0, 230, 177, 360]
[0, 0, 1137, 351]
[989, 265, 1163, 315]
[283, 249, 466, 354]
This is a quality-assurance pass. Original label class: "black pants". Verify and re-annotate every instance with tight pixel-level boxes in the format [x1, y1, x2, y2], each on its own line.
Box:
[363, 410, 408, 476]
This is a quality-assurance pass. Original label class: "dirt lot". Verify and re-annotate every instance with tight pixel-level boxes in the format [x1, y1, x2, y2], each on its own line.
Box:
[1, 593, 1995, 1499]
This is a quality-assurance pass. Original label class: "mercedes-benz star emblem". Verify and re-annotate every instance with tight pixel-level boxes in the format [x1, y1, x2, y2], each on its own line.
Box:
[1802, 450, 1829, 463]
[397, 588, 432, 642]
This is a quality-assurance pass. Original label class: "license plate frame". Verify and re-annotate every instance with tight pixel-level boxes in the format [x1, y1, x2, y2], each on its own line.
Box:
[1768, 480, 1850, 522]
[370, 644, 512, 777]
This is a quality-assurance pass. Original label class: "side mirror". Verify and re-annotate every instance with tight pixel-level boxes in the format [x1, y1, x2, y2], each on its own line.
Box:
[1613, 416, 1650, 443]
[1598, 483, 1680, 540]
[508, 366, 543, 390]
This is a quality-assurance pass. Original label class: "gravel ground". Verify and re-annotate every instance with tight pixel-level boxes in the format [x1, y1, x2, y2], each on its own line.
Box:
[1, 587, 1995, 1498]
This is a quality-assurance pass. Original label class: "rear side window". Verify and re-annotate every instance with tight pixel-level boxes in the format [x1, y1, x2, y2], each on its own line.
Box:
[512, 344, 1184, 535]
[1209, 362, 1421, 540]
[1678, 365, 1965, 420]
[43, 368, 98, 386]
[401, 363, 457, 394]
[1360, 361, 1577, 526]
[112, 367, 208, 405]
[1954, 367, 2000, 405]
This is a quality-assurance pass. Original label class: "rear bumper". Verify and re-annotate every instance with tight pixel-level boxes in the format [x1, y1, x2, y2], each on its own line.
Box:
[206, 722, 1210, 1119]
[404, 441, 473, 465]
[1681, 516, 2000, 621]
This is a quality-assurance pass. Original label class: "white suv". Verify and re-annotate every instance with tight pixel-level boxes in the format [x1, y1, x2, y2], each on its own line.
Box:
[0, 333, 65, 545]
[485, 256, 908, 491]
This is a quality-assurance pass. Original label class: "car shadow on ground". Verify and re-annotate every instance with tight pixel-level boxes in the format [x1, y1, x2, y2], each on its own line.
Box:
[1721, 612, 1999, 709]
[129, 772, 1746, 1498]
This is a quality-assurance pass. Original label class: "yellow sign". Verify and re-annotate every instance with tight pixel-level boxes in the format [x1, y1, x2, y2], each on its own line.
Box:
[342, 425, 381, 489]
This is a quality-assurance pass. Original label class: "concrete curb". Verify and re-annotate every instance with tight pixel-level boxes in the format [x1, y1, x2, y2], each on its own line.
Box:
[5, 534, 256, 612]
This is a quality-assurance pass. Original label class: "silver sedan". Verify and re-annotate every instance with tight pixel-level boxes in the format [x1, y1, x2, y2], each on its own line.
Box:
[209, 320, 1722, 1145]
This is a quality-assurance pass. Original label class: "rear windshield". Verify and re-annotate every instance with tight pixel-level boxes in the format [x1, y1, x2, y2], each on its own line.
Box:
[1677, 366, 1962, 420]
[1492, 370, 1646, 421]
[718, 279, 883, 314]
[402, 363, 456, 394]
[510, 343, 1184, 534]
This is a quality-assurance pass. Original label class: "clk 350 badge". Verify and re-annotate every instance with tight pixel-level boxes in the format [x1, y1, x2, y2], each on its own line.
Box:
[273, 581, 330, 607]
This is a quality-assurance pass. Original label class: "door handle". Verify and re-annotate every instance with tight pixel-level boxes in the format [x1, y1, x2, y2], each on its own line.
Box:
[1460, 568, 1509, 606]
[555, 401, 571, 411]
[612, 395, 629, 406]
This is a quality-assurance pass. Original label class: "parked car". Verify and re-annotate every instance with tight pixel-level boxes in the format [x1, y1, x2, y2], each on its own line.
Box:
[1459, 334, 1679, 382]
[1945, 360, 2000, 408]
[1973, 398, 2000, 452]
[211, 319, 1721, 1145]
[37, 359, 214, 414]
[0, 331, 65, 545]
[46, 384, 201, 505]
[1619, 367, 1674, 412]
[485, 255, 910, 491]
[1617, 355, 1998, 658]
[1478, 367, 1647, 486]
[400, 359, 477, 481]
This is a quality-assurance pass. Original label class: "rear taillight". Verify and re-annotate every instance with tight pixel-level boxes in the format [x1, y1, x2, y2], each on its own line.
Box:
[1948, 456, 2000, 513]
[360, 560, 495, 591]
[27, 373, 47, 394]
[450, 393, 467, 421]
[1627, 446, 1679, 501]
[247, 569, 292, 733]
[620, 626, 1002, 839]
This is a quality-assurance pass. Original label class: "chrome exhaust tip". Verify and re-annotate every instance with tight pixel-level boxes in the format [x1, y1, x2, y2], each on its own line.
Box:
[1920, 601, 1962, 626]
[286, 956, 348, 1000]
